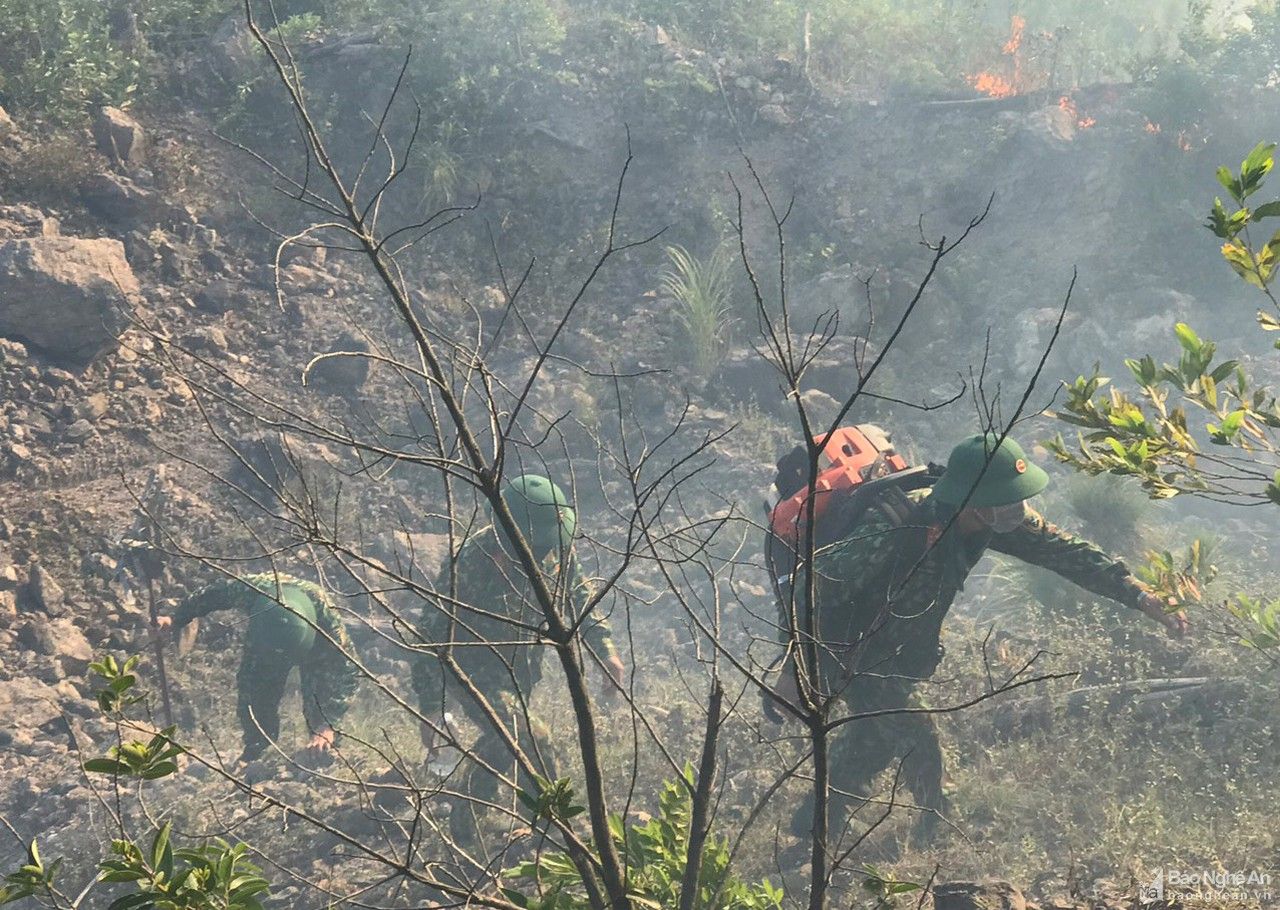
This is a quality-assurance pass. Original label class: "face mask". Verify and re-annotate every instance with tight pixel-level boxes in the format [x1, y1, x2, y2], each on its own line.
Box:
[974, 500, 1027, 533]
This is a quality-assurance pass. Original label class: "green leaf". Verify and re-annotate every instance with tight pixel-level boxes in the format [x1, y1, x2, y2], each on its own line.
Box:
[1173, 322, 1202, 352]
[1217, 165, 1241, 201]
[501, 888, 531, 909]
[1240, 142, 1276, 190]
[1251, 200, 1280, 221]
[1209, 360, 1240, 383]
[141, 762, 179, 781]
[83, 759, 131, 776]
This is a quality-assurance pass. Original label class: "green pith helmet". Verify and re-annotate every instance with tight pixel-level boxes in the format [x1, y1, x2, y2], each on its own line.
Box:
[930, 433, 1050, 508]
[244, 580, 318, 658]
[501, 474, 577, 553]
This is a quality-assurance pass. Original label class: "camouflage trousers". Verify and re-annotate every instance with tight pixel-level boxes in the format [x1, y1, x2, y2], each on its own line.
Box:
[446, 683, 558, 850]
[792, 677, 947, 845]
[235, 648, 297, 761]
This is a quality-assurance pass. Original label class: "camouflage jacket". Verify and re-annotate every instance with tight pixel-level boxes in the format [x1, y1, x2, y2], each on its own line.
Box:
[172, 574, 359, 730]
[791, 490, 1149, 683]
[411, 526, 616, 713]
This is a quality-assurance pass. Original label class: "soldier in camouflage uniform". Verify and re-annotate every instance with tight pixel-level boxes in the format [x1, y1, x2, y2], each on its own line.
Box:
[157, 573, 359, 764]
[412, 475, 624, 847]
[778, 434, 1187, 845]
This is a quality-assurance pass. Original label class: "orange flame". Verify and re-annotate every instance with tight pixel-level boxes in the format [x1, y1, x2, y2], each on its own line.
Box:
[970, 72, 1017, 98]
[1002, 15, 1027, 55]
[1058, 95, 1096, 129]
[968, 16, 1030, 98]
[1145, 120, 1162, 134]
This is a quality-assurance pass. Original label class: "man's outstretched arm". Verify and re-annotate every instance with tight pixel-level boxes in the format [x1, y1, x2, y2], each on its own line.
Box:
[989, 507, 1188, 636]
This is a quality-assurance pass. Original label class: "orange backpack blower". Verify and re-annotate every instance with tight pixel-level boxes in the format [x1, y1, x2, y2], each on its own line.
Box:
[765, 425, 937, 592]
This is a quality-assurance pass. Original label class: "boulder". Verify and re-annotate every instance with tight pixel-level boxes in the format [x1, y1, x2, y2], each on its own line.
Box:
[74, 392, 110, 421]
[0, 106, 15, 143]
[0, 677, 64, 730]
[23, 563, 67, 616]
[80, 172, 189, 226]
[933, 881, 1027, 910]
[195, 279, 242, 313]
[47, 618, 94, 676]
[0, 237, 137, 365]
[758, 103, 792, 126]
[0, 204, 55, 239]
[91, 106, 147, 165]
[307, 331, 371, 393]
[64, 418, 96, 443]
[16, 617, 57, 654]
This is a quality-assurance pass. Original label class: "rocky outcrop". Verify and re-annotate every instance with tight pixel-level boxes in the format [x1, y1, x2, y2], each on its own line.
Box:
[0, 677, 65, 731]
[0, 236, 139, 365]
[80, 172, 191, 227]
[91, 106, 147, 166]
[16, 617, 94, 677]
[0, 205, 59, 240]
[22, 563, 67, 617]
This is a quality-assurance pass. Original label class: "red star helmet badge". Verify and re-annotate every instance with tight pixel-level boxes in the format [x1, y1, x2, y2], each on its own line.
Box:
[1014, 458, 1027, 474]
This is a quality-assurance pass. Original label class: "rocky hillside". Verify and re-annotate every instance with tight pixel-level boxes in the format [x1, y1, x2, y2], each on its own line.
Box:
[0, 14, 1276, 906]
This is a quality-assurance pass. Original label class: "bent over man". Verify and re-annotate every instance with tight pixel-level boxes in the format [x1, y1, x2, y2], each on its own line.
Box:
[158, 573, 359, 765]
[412, 474, 624, 847]
[783, 433, 1187, 845]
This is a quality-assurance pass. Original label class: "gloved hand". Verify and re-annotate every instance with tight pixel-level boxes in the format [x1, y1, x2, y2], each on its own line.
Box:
[604, 653, 626, 692]
[302, 726, 335, 758]
[1139, 592, 1190, 638]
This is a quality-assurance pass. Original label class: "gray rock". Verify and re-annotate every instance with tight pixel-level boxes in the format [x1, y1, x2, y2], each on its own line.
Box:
[798, 388, 841, 426]
[0, 237, 138, 365]
[0, 204, 51, 239]
[0, 338, 29, 365]
[16, 617, 57, 654]
[307, 331, 370, 393]
[0, 676, 64, 729]
[25, 563, 66, 616]
[91, 106, 147, 165]
[74, 393, 110, 421]
[65, 418, 96, 442]
[195, 279, 241, 313]
[81, 172, 189, 226]
[47, 618, 94, 676]
[0, 106, 15, 143]
[205, 326, 229, 350]
[758, 103, 791, 126]
[25, 411, 53, 437]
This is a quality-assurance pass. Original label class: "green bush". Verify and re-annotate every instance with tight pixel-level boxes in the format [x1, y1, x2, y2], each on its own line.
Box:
[0, 0, 231, 123]
[0, 0, 140, 121]
[507, 771, 783, 910]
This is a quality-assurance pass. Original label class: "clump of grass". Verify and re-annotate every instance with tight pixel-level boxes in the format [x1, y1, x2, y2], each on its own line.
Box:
[660, 244, 734, 380]
[1062, 473, 1150, 555]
